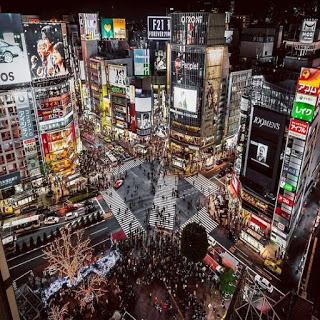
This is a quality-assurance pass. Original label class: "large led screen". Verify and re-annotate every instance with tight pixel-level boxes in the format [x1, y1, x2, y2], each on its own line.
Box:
[24, 23, 68, 80]
[0, 13, 31, 87]
[173, 87, 197, 113]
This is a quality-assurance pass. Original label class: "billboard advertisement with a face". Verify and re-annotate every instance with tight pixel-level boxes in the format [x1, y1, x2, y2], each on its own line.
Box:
[245, 107, 286, 193]
[147, 16, 171, 40]
[108, 64, 127, 88]
[134, 49, 150, 76]
[79, 13, 100, 41]
[154, 50, 166, 71]
[299, 19, 317, 43]
[0, 13, 31, 87]
[173, 87, 197, 113]
[24, 23, 68, 80]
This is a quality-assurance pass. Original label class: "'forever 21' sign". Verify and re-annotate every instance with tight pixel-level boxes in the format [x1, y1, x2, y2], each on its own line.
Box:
[147, 16, 171, 40]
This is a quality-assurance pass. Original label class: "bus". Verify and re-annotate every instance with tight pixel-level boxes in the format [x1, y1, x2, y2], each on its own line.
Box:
[2, 215, 41, 235]
[2, 234, 16, 253]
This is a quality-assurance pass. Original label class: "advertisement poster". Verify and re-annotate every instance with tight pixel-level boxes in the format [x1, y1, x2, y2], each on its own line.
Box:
[171, 46, 204, 85]
[202, 46, 227, 138]
[154, 50, 166, 71]
[0, 172, 21, 189]
[289, 118, 309, 140]
[79, 13, 100, 41]
[108, 64, 127, 88]
[113, 19, 126, 39]
[147, 16, 171, 40]
[101, 18, 114, 39]
[134, 49, 150, 76]
[299, 19, 317, 43]
[292, 101, 315, 123]
[136, 112, 151, 130]
[173, 87, 197, 113]
[24, 23, 68, 80]
[0, 13, 31, 86]
[14, 91, 35, 140]
[245, 107, 286, 193]
[296, 68, 320, 96]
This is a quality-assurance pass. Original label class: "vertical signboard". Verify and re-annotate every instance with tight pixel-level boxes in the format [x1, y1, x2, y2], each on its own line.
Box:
[202, 46, 226, 138]
[0, 13, 31, 86]
[79, 13, 100, 41]
[299, 19, 317, 43]
[134, 49, 150, 76]
[135, 97, 152, 135]
[14, 91, 35, 140]
[101, 18, 114, 39]
[108, 64, 127, 88]
[147, 16, 171, 40]
[113, 19, 126, 39]
[24, 23, 69, 80]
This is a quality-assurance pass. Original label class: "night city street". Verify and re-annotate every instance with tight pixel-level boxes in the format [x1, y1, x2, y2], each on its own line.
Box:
[0, 1, 319, 319]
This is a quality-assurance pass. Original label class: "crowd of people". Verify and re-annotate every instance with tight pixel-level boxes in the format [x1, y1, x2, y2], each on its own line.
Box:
[40, 231, 225, 319]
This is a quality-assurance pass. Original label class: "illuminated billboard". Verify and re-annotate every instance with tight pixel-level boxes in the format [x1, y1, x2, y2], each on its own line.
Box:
[299, 19, 317, 43]
[108, 64, 127, 88]
[292, 101, 315, 122]
[296, 67, 320, 96]
[134, 49, 150, 76]
[14, 91, 35, 140]
[147, 16, 171, 40]
[0, 13, 31, 87]
[101, 18, 126, 39]
[245, 106, 286, 193]
[154, 50, 166, 71]
[79, 13, 100, 41]
[113, 19, 126, 39]
[24, 23, 68, 80]
[101, 18, 114, 39]
[288, 118, 309, 140]
[173, 87, 197, 113]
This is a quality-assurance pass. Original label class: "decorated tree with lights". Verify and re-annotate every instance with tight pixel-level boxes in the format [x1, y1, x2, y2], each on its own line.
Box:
[74, 274, 108, 313]
[44, 227, 93, 285]
[47, 303, 69, 320]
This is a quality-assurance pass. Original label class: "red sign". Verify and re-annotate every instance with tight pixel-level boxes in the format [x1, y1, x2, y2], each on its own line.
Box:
[275, 207, 290, 220]
[129, 103, 137, 133]
[297, 68, 320, 96]
[277, 194, 294, 207]
[289, 118, 309, 139]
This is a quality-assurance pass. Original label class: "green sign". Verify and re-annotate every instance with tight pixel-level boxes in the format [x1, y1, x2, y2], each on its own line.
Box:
[101, 18, 114, 39]
[111, 86, 126, 95]
[283, 182, 295, 192]
[292, 101, 315, 122]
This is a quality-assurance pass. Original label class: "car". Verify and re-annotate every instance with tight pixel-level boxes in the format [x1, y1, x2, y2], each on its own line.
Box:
[57, 204, 77, 216]
[0, 39, 22, 63]
[43, 216, 59, 225]
[65, 212, 79, 221]
[114, 179, 124, 189]
[264, 259, 282, 275]
[215, 159, 223, 165]
[254, 275, 273, 293]
[21, 205, 38, 215]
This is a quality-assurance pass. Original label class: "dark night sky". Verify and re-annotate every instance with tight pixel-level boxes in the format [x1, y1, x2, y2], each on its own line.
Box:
[0, 0, 305, 20]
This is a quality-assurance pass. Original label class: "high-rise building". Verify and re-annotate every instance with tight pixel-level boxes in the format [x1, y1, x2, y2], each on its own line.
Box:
[236, 73, 296, 254]
[271, 67, 320, 255]
[168, 12, 229, 174]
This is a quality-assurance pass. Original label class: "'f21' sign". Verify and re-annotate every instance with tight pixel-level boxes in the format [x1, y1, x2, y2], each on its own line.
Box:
[147, 16, 171, 40]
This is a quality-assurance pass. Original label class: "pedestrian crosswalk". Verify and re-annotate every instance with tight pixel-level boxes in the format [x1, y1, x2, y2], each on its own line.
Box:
[180, 207, 218, 234]
[185, 174, 220, 197]
[112, 159, 144, 176]
[149, 175, 177, 230]
[101, 189, 145, 236]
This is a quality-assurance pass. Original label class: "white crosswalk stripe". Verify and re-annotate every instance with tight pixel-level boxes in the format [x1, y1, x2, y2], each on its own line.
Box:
[149, 175, 177, 230]
[101, 189, 145, 236]
[112, 159, 143, 176]
[180, 207, 218, 234]
[185, 174, 220, 197]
